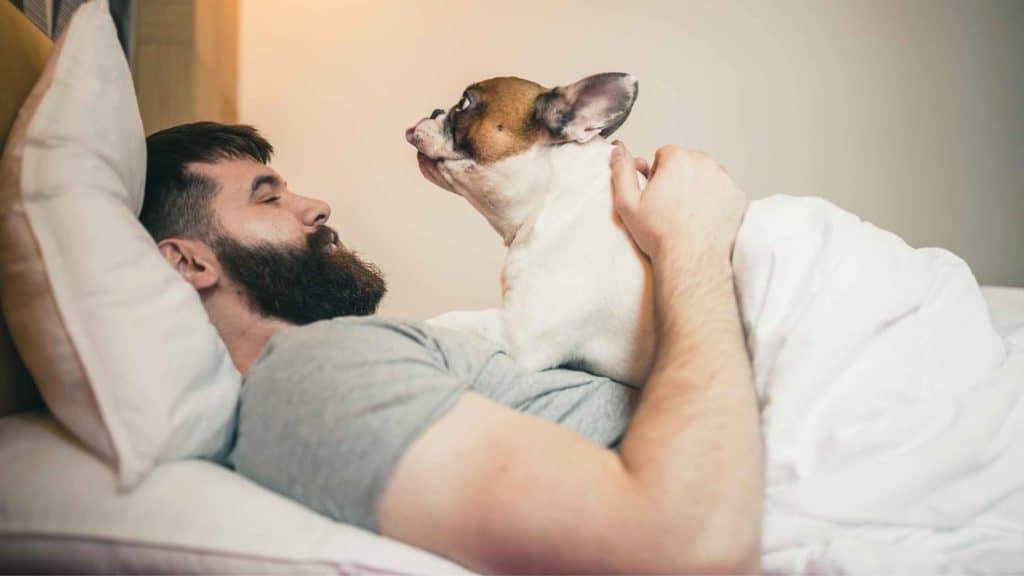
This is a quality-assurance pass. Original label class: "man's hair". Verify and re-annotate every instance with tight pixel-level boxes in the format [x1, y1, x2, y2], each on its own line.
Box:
[141, 122, 274, 242]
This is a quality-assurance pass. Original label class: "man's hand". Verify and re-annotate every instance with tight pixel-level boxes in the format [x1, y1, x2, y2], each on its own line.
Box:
[610, 143, 747, 267]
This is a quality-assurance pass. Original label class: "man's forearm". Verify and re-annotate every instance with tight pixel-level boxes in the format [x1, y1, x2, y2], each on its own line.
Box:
[618, 248, 763, 571]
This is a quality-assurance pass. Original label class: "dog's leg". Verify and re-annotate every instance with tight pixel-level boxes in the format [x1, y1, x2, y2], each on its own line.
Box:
[426, 308, 508, 350]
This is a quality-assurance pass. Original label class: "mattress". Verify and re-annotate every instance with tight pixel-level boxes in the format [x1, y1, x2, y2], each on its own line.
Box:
[0, 413, 471, 574]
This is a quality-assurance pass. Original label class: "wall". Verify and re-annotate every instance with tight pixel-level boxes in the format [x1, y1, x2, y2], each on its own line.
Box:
[239, 0, 1024, 320]
[134, 0, 237, 132]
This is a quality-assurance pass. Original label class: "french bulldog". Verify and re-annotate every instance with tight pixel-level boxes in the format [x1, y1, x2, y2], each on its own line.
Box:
[406, 73, 655, 386]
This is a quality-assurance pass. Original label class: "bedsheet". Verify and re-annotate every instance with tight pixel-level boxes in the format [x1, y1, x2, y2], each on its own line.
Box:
[735, 195, 1023, 573]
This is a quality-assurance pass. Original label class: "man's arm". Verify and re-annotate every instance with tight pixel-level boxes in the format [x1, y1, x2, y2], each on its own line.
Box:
[612, 145, 762, 571]
[378, 145, 762, 574]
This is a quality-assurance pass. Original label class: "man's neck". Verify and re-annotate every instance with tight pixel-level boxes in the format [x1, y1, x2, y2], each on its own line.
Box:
[204, 291, 293, 376]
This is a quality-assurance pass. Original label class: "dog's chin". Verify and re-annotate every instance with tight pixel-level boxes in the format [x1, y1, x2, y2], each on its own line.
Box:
[416, 152, 445, 188]
[417, 151, 463, 195]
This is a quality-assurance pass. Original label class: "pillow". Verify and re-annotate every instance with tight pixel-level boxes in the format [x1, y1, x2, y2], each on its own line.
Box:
[0, 413, 473, 574]
[0, 0, 50, 417]
[0, 0, 240, 487]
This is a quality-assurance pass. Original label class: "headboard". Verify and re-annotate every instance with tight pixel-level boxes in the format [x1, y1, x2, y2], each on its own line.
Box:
[0, 0, 53, 416]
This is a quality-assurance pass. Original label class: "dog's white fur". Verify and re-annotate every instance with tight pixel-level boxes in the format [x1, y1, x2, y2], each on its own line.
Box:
[427, 139, 655, 385]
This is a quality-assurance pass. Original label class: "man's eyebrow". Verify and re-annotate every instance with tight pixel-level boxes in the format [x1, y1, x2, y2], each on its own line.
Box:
[249, 173, 282, 201]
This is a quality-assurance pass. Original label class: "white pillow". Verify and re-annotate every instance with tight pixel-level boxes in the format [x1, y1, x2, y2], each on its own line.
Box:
[0, 0, 239, 487]
[0, 413, 473, 574]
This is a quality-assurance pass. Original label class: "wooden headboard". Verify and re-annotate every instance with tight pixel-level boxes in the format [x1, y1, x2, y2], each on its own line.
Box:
[0, 0, 51, 416]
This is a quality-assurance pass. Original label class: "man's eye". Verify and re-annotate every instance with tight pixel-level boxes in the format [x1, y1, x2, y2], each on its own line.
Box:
[262, 196, 280, 204]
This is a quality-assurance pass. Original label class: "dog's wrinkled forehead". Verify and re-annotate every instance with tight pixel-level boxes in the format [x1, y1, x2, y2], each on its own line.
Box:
[450, 77, 549, 165]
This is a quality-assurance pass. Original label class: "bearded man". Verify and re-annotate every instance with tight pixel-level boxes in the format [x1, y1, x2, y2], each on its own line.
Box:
[140, 121, 760, 574]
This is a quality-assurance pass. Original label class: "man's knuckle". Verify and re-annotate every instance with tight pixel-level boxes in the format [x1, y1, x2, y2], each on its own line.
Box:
[655, 145, 685, 163]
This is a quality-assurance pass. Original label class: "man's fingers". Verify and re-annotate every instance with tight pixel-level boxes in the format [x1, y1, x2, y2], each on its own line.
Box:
[610, 143, 641, 216]
[634, 157, 651, 179]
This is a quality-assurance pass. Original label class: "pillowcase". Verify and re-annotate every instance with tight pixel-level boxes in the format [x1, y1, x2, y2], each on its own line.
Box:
[0, 0, 240, 487]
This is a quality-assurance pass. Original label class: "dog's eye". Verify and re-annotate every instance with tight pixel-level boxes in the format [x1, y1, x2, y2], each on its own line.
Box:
[456, 93, 471, 112]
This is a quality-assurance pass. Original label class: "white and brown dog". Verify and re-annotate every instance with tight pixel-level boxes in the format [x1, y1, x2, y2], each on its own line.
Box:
[406, 73, 654, 386]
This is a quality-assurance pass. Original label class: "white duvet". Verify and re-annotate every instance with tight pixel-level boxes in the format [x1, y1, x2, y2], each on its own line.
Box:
[734, 195, 1024, 574]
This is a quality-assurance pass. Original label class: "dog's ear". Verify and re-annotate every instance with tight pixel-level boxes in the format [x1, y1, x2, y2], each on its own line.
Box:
[535, 73, 638, 143]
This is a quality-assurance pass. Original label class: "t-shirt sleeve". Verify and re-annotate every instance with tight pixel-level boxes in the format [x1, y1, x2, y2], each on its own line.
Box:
[228, 318, 470, 533]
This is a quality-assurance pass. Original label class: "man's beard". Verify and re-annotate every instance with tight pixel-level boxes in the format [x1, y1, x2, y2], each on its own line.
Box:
[211, 226, 387, 324]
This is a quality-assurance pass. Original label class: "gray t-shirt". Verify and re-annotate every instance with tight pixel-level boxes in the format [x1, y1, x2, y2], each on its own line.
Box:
[229, 316, 635, 533]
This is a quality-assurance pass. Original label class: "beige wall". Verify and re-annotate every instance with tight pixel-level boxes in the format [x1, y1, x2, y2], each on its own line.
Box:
[239, 0, 1024, 320]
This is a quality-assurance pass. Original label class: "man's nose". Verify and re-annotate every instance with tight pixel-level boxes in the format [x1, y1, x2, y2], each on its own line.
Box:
[299, 196, 330, 228]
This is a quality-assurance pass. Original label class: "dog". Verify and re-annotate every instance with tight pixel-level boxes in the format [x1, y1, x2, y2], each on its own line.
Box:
[405, 73, 655, 386]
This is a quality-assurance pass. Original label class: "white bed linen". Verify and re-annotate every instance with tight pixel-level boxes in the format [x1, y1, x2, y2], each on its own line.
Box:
[0, 413, 472, 575]
[982, 285, 1024, 347]
[735, 196, 1024, 574]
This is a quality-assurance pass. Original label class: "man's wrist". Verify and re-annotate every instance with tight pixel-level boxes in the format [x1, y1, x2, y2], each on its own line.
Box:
[649, 243, 740, 353]
[652, 244, 734, 294]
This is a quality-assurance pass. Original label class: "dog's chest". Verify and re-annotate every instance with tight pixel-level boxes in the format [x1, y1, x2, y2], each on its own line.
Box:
[503, 146, 648, 306]
[500, 160, 653, 382]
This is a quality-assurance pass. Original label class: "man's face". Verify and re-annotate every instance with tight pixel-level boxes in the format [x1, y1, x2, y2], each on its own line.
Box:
[193, 158, 386, 324]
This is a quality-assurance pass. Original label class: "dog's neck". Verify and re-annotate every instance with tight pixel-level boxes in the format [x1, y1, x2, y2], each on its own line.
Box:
[475, 140, 614, 247]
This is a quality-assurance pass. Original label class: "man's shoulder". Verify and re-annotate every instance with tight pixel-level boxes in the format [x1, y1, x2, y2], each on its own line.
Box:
[275, 315, 431, 345]
[249, 316, 440, 375]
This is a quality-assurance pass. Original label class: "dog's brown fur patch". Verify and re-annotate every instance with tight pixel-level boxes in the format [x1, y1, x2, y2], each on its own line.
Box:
[453, 77, 551, 165]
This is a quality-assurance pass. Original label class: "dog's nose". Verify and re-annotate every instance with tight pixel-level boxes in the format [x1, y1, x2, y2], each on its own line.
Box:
[430, 108, 445, 120]
[405, 125, 416, 144]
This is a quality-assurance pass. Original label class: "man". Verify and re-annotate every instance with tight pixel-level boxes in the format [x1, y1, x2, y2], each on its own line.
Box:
[141, 121, 762, 574]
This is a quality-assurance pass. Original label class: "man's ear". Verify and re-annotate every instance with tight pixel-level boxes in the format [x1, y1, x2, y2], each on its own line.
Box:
[534, 72, 639, 144]
[157, 238, 220, 291]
